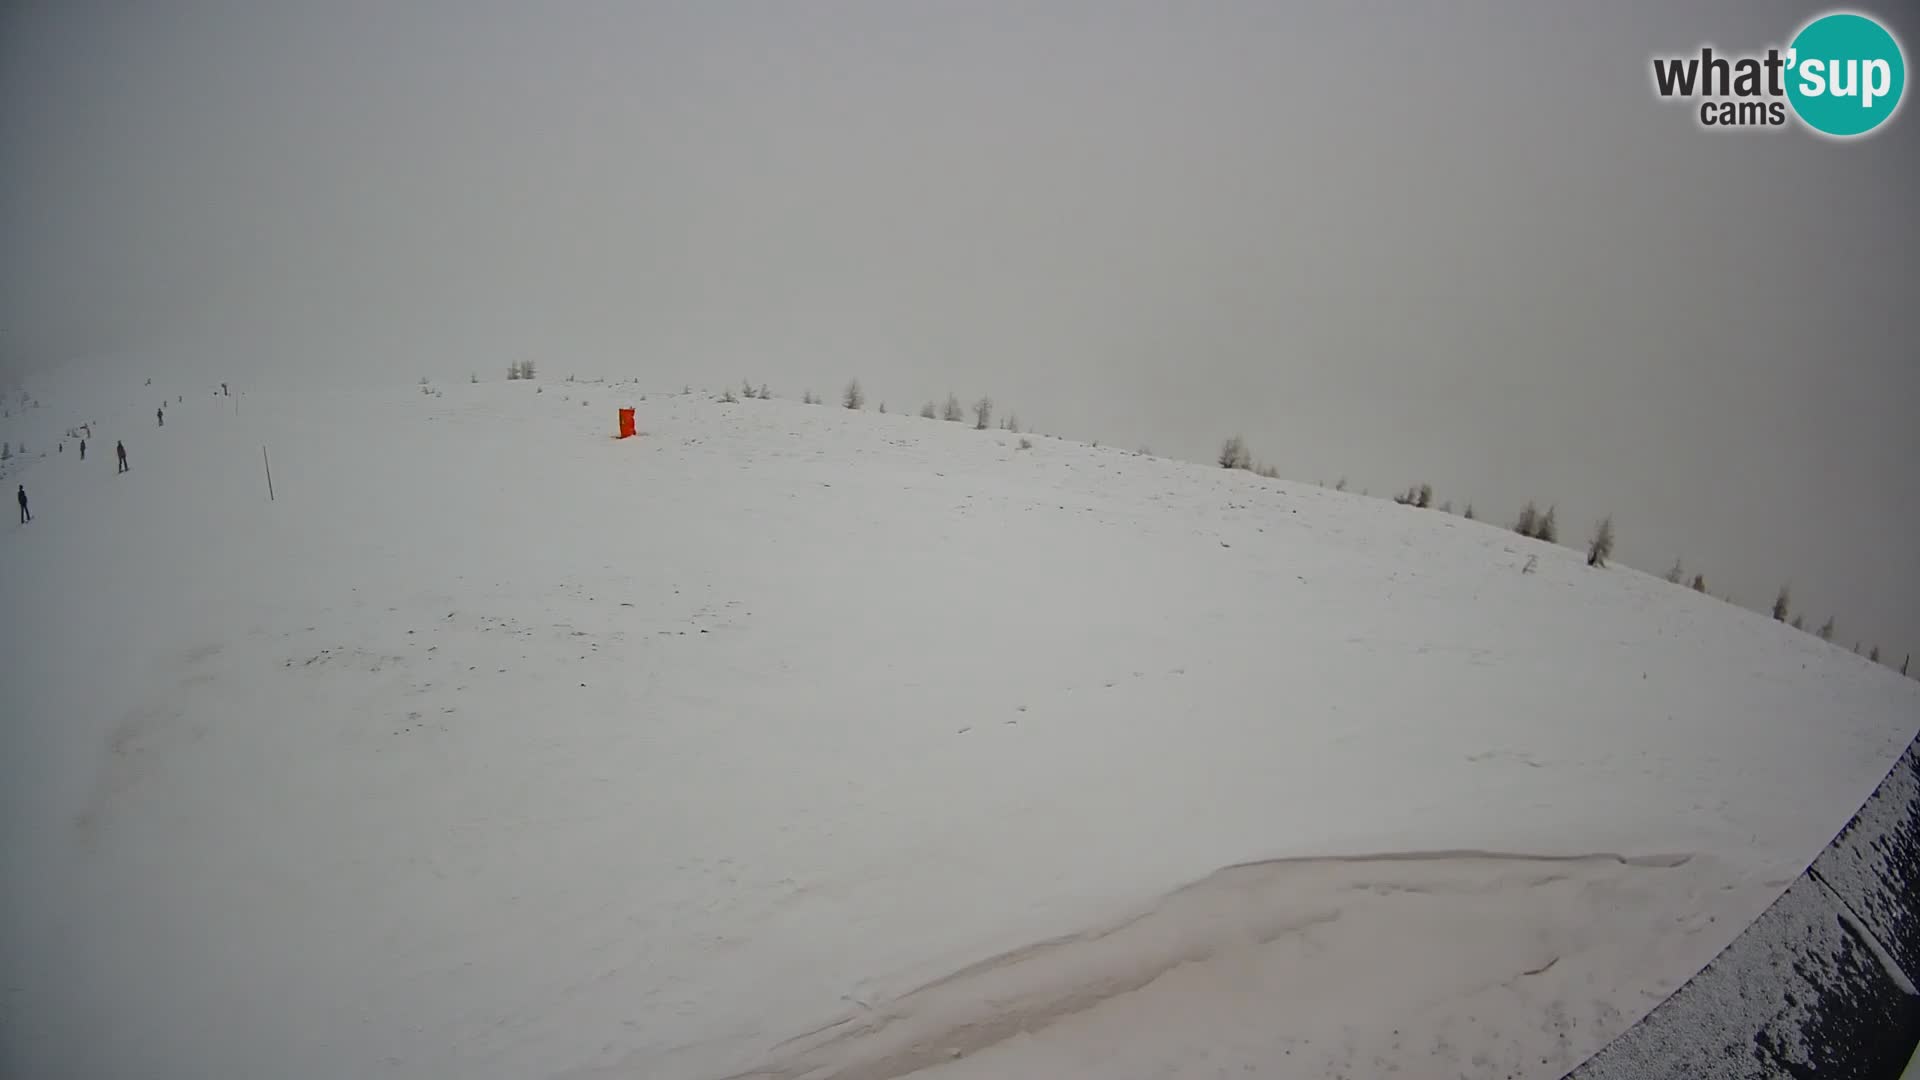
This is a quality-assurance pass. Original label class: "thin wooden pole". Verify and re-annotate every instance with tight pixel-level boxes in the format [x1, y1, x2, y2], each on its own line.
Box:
[262, 445, 275, 501]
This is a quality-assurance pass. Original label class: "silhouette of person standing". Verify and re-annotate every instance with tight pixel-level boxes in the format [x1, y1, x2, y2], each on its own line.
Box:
[157, 407, 165, 427]
[17, 484, 29, 524]
[117, 441, 129, 473]
[79, 439, 86, 461]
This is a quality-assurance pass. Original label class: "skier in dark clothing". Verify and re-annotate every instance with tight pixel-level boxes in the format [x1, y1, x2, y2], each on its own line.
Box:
[157, 407, 164, 427]
[79, 439, 86, 461]
[116, 441, 128, 473]
[17, 485, 29, 524]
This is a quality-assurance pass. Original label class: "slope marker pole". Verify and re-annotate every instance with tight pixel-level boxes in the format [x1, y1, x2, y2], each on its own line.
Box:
[262, 445, 275, 501]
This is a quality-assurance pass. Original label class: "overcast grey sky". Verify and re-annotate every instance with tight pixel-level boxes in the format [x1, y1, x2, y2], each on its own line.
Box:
[3, 0, 1916, 661]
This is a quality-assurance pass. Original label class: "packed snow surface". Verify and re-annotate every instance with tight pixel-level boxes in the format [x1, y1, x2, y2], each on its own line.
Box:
[3, 372, 1915, 1080]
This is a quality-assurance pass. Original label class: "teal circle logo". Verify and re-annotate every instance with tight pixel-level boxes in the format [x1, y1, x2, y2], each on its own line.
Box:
[1786, 12, 1906, 137]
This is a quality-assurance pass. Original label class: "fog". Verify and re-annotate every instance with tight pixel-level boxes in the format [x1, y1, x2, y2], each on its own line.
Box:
[3, 0, 1916, 661]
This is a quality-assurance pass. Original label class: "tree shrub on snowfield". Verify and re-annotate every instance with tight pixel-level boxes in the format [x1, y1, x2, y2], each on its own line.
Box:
[1772, 586, 1790, 622]
[973, 397, 992, 430]
[943, 394, 965, 422]
[1587, 516, 1614, 568]
[844, 380, 864, 410]
[1513, 501, 1539, 537]
[1533, 505, 1557, 544]
[1219, 435, 1250, 470]
[920, 401, 936, 419]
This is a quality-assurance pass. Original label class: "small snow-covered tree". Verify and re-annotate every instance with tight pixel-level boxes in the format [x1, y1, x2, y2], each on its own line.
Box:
[1006, 413, 1020, 434]
[1870, 645, 1881, 663]
[844, 380, 864, 409]
[973, 396, 992, 430]
[1692, 573, 1707, 593]
[1534, 505, 1558, 544]
[802, 389, 818, 405]
[1219, 435, 1250, 470]
[1772, 586, 1790, 622]
[943, 393, 964, 422]
[1463, 503, 1475, 520]
[743, 378, 755, 399]
[920, 401, 936, 419]
[1513, 501, 1539, 537]
[1791, 615, 1805, 631]
[1438, 500, 1453, 514]
[878, 401, 887, 414]
[759, 384, 771, 400]
[721, 388, 738, 403]
[1665, 558, 1684, 584]
[506, 364, 520, 381]
[1818, 617, 1835, 641]
[1586, 515, 1614, 567]
[1334, 477, 1348, 492]
[1416, 483, 1433, 509]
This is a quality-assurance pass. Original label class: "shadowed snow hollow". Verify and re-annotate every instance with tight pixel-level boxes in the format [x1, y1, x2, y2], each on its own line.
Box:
[3, 374, 1916, 1080]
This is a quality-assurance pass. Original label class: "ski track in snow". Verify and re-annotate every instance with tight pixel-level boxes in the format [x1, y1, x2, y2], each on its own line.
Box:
[2, 368, 1918, 1080]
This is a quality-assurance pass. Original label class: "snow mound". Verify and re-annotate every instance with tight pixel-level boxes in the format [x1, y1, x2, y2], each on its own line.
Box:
[718, 851, 1726, 1080]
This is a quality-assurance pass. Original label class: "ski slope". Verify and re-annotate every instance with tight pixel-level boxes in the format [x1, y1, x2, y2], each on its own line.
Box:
[2, 370, 1915, 1080]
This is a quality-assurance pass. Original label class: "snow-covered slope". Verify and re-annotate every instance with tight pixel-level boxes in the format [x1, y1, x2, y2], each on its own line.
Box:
[3, 373, 1915, 1080]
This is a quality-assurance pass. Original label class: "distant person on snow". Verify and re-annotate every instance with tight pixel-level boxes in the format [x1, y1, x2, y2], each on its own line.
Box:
[79, 439, 86, 461]
[157, 407, 164, 427]
[116, 441, 128, 473]
[17, 484, 29, 524]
